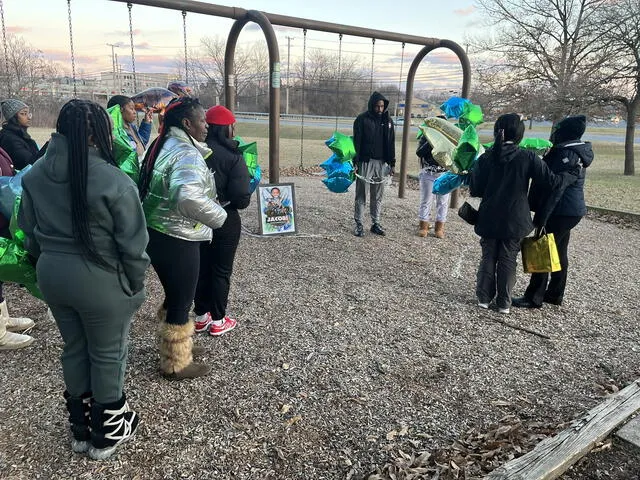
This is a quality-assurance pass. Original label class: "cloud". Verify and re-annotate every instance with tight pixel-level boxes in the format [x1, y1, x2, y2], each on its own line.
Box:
[7, 26, 29, 34]
[454, 6, 475, 16]
[427, 51, 462, 65]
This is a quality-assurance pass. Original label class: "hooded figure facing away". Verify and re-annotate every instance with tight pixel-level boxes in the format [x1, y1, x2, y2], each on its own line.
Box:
[469, 113, 578, 314]
[352, 91, 396, 237]
[512, 115, 593, 309]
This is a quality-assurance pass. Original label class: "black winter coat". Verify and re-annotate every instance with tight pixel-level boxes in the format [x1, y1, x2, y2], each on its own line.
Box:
[528, 141, 593, 225]
[204, 138, 251, 211]
[353, 91, 396, 167]
[469, 145, 576, 240]
[0, 123, 39, 170]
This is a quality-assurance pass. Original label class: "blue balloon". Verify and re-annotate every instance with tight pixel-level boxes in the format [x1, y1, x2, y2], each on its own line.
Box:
[320, 154, 341, 172]
[432, 171, 466, 195]
[323, 176, 354, 193]
[440, 96, 471, 119]
[249, 164, 262, 194]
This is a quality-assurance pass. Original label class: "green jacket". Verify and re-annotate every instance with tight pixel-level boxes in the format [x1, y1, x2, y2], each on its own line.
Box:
[108, 105, 140, 183]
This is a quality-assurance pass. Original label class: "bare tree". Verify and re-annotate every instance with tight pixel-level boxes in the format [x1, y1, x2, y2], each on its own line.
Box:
[0, 34, 59, 103]
[187, 36, 268, 109]
[292, 49, 368, 116]
[597, 0, 640, 176]
[472, 0, 614, 123]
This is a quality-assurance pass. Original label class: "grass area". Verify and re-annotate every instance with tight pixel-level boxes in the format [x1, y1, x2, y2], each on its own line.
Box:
[28, 123, 640, 213]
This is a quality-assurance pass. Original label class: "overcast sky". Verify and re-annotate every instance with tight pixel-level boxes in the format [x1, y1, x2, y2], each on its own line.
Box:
[4, 0, 483, 91]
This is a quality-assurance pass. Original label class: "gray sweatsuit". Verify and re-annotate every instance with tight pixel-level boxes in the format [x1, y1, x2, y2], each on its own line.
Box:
[18, 133, 150, 403]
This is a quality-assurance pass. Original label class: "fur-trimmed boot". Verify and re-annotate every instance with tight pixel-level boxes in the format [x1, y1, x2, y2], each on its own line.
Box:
[434, 221, 445, 239]
[1, 300, 34, 332]
[156, 305, 205, 357]
[158, 320, 211, 380]
[0, 308, 33, 350]
[88, 394, 139, 460]
[64, 391, 92, 453]
[417, 220, 430, 237]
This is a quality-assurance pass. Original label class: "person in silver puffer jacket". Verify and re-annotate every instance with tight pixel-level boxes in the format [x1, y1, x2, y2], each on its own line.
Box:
[138, 97, 227, 381]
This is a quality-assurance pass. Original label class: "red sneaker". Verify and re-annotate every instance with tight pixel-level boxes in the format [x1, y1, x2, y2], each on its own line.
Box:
[209, 316, 237, 337]
[194, 312, 213, 333]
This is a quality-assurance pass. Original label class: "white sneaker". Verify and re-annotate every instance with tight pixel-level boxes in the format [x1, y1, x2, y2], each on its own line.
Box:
[1, 300, 35, 332]
[498, 308, 510, 314]
[477, 302, 489, 309]
[0, 331, 34, 350]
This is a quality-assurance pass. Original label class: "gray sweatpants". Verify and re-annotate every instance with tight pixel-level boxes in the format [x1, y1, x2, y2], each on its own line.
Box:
[354, 158, 388, 226]
[37, 252, 145, 404]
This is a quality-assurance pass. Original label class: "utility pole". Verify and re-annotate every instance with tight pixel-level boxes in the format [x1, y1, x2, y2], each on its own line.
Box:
[285, 36, 294, 115]
[106, 43, 117, 93]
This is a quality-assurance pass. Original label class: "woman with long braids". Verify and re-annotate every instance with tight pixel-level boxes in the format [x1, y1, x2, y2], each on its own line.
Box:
[139, 97, 227, 380]
[18, 99, 149, 459]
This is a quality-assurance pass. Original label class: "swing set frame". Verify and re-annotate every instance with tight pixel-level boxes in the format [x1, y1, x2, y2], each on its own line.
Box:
[109, 0, 472, 200]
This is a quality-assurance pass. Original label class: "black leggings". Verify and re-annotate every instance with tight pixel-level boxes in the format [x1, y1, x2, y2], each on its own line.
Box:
[194, 209, 241, 319]
[146, 228, 201, 325]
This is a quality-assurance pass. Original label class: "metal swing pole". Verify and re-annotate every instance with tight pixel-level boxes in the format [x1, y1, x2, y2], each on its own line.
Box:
[66, 0, 77, 98]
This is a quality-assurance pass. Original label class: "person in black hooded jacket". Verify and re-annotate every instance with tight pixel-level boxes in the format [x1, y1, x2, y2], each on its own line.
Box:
[193, 105, 250, 337]
[469, 113, 578, 314]
[352, 91, 395, 237]
[512, 115, 593, 308]
[0, 99, 39, 170]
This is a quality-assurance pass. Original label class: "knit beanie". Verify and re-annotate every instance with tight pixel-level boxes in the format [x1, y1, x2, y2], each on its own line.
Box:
[552, 115, 586, 144]
[205, 105, 235, 126]
[1, 99, 28, 121]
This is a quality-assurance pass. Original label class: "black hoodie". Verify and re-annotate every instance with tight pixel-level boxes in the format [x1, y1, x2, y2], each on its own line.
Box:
[469, 144, 576, 239]
[353, 91, 395, 167]
[529, 140, 594, 223]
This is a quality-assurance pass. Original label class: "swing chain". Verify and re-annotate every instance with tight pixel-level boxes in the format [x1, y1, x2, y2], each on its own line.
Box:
[397, 42, 405, 122]
[299, 28, 307, 169]
[67, 0, 77, 98]
[0, 0, 10, 97]
[182, 10, 188, 85]
[335, 33, 343, 131]
[128, 3, 137, 93]
[370, 38, 375, 94]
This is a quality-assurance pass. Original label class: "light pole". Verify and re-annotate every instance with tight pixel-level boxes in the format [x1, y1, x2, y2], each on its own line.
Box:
[106, 43, 118, 93]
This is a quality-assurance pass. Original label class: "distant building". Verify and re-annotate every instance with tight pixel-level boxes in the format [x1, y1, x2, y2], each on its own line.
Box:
[99, 71, 181, 95]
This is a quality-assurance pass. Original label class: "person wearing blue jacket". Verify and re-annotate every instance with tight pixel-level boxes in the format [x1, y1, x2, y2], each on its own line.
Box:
[106, 95, 152, 156]
[513, 115, 593, 308]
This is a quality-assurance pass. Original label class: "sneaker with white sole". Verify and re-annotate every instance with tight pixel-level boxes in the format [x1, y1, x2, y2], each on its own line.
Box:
[498, 308, 510, 314]
[209, 316, 237, 337]
[477, 302, 489, 309]
[194, 312, 213, 333]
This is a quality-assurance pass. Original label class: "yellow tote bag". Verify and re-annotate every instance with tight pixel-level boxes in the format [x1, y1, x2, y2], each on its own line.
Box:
[521, 229, 562, 273]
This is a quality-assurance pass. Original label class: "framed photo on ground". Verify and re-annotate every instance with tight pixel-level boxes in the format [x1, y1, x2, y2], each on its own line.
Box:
[256, 183, 297, 235]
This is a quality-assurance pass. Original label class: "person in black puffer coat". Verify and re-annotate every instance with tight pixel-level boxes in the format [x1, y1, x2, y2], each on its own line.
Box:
[193, 105, 250, 337]
[469, 113, 578, 314]
[512, 115, 593, 308]
[0, 99, 39, 170]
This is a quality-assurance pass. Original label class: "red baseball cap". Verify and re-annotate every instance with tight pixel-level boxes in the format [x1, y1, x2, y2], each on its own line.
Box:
[205, 105, 236, 126]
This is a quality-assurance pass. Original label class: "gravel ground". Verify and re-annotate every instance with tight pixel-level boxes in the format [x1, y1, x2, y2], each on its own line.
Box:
[1, 176, 639, 480]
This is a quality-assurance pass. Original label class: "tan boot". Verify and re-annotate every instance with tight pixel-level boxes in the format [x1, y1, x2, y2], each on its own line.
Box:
[417, 220, 430, 237]
[158, 320, 211, 380]
[0, 311, 33, 350]
[157, 305, 205, 356]
[1, 300, 34, 332]
[434, 221, 445, 239]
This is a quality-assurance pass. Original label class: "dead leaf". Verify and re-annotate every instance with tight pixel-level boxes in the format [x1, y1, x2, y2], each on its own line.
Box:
[280, 404, 292, 414]
[387, 430, 398, 441]
[286, 415, 302, 427]
[282, 363, 290, 370]
[399, 425, 409, 436]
